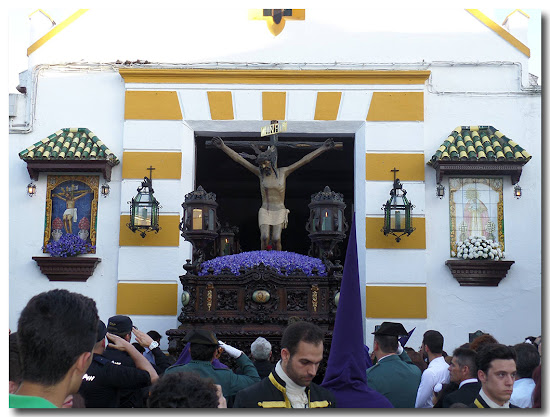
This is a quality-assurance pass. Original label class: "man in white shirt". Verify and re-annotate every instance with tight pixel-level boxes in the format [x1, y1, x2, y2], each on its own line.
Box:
[415, 330, 450, 408]
[510, 343, 539, 407]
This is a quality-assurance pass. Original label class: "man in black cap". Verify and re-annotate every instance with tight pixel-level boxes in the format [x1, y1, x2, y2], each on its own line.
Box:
[78, 320, 158, 408]
[366, 322, 422, 408]
[103, 315, 135, 367]
[165, 329, 260, 403]
[102, 315, 167, 407]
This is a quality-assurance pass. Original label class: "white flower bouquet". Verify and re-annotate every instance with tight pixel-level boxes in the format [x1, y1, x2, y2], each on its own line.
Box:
[451, 235, 505, 260]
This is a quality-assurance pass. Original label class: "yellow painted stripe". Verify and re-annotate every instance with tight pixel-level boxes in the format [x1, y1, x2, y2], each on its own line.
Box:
[207, 91, 234, 120]
[366, 286, 427, 318]
[367, 92, 424, 121]
[27, 9, 89, 56]
[314, 92, 342, 120]
[119, 215, 181, 247]
[122, 152, 182, 179]
[467, 9, 530, 57]
[262, 92, 286, 120]
[366, 217, 426, 249]
[124, 91, 182, 120]
[116, 283, 178, 315]
[366, 153, 425, 181]
[119, 69, 431, 85]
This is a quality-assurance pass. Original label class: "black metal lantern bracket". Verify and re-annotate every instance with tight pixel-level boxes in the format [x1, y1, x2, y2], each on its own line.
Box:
[127, 166, 162, 238]
[381, 168, 416, 242]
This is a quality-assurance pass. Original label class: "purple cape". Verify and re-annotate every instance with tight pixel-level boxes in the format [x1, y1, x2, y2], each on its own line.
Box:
[321, 215, 393, 408]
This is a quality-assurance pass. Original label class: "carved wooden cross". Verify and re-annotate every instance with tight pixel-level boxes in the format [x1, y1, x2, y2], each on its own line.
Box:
[205, 121, 342, 153]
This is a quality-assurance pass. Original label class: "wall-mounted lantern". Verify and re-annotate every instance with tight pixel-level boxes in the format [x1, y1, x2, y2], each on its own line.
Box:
[27, 182, 37, 197]
[127, 166, 161, 238]
[514, 184, 522, 199]
[101, 182, 110, 197]
[180, 185, 220, 265]
[381, 168, 415, 242]
[436, 183, 445, 199]
[306, 186, 348, 262]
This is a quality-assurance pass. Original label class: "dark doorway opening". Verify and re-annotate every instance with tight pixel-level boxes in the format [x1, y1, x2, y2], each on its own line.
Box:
[195, 133, 355, 258]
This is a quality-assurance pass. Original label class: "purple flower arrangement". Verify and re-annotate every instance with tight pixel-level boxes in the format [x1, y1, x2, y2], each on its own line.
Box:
[199, 250, 327, 277]
[43, 233, 95, 257]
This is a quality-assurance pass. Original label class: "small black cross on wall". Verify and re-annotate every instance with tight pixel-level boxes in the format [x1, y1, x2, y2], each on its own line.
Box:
[263, 9, 292, 24]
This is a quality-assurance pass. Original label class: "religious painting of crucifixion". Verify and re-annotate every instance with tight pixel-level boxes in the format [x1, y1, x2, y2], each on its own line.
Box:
[43, 175, 99, 252]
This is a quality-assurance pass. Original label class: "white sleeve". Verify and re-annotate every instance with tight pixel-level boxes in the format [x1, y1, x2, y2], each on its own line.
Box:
[415, 369, 436, 408]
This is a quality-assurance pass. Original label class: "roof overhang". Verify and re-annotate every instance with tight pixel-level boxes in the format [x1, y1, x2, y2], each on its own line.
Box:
[430, 160, 527, 185]
[23, 159, 118, 181]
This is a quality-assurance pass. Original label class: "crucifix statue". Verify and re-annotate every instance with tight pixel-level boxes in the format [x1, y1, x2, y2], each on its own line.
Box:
[211, 121, 336, 251]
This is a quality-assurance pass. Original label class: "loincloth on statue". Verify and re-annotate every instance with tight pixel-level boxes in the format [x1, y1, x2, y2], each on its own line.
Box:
[258, 208, 290, 228]
[63, 208, 78, 222]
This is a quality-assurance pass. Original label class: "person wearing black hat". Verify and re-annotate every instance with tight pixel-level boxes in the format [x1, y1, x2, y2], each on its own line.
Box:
[78, 320, 159, 408]
[101, 314, 169, 407]
[366, 322, 422, 408]
[103, 315, 135, 368]
[164, 329, 260, 403]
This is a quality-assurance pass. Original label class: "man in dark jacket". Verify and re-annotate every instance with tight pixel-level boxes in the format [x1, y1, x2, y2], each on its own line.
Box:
[233, 321, 336, 408]
[102, 315, 168, 407]
[79, 320, 158, 408]
[469, 344, 519, 408]
[164, 329, 260, 403]
[250, 337, 275, 379]
[366, 322, 421, 408]
[442, 347, 480, 407]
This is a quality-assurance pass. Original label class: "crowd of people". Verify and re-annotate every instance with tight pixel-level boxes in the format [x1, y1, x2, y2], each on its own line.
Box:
[9, 289, 542, 409]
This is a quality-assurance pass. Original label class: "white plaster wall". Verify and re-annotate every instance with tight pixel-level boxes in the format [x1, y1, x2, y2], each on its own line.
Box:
[365, 123, 424, 152]
[9, 68, 125, 331]
[123, 121, 186, 150]
[27, 9, 529, 90]
[421, 82, 541, 351]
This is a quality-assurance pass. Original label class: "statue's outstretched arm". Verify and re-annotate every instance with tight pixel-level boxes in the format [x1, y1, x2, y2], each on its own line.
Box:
[52, 193, 67, 201]
[212, 137, 259, 175]
[72, 190, 91, 201]
[285, 138, 334, 175]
